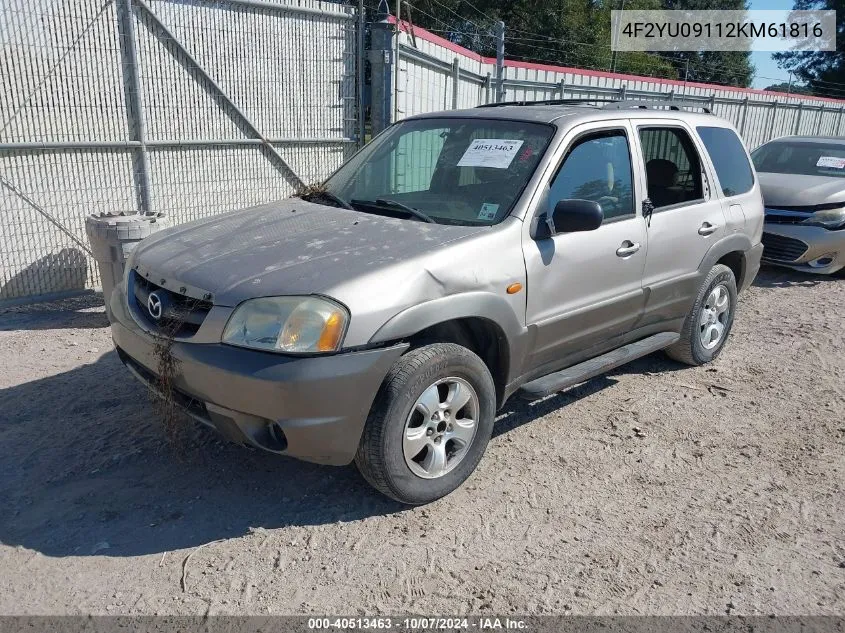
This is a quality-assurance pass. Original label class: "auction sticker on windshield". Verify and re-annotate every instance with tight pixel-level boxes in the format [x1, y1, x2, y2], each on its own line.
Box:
[816, 156, 845, 169]
[458, 139, 524, 169]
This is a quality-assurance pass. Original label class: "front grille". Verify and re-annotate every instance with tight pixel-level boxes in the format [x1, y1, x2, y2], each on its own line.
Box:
[765, 207, 813, 225]
[761, 232, 809, 262]
[129, 270, 213, 337]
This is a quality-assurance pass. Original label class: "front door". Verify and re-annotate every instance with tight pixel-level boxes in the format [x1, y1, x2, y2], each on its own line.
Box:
[631, 120, 729, 330]
[522, 122, 647, 375]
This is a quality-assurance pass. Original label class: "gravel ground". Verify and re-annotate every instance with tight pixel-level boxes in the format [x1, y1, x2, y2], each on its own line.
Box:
[1, 267, 843, 616]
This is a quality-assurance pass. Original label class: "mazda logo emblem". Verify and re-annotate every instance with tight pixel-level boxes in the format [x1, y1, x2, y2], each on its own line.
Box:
[147, 292, 163, 320]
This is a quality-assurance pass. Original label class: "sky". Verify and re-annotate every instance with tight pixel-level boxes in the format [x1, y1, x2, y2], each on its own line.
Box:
[748, 0, 796, 89]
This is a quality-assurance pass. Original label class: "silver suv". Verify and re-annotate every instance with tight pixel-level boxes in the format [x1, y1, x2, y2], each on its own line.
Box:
[108, 100, 764, 504]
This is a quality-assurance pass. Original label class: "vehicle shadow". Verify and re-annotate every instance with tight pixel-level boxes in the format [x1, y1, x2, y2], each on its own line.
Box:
[0, 292, 108, 331]
[0, 349, 407, 558]
[1, 347, 684, 559]
[753, 264, 843, 288]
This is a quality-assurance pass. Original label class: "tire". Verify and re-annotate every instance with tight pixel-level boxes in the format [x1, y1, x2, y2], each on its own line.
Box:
[665, 264, 738, 366]
[355, 343, 496, 505]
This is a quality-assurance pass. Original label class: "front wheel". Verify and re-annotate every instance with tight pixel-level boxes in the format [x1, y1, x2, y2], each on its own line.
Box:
[666, 264, 738, 366]
[355, 343, 496, 505]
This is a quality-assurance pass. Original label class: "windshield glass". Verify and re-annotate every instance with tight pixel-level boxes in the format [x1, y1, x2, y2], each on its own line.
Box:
[751, 141, 845, 179]
[321, 117, 553, 225]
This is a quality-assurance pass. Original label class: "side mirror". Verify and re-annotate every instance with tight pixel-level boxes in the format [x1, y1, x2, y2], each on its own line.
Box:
[549, 199, 604, 234]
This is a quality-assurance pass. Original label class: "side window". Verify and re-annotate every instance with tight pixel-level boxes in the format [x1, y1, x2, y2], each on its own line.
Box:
[696, 126, 754, 197]
[639, 127, 703, 210]
[549, 130, 635, 221]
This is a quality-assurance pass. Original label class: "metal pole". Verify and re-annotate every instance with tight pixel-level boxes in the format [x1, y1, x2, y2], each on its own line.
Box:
[451, 58, 460, 110]
[356, 0, 365, 147]
[115, 0, 152, 214]
[611, 0, 626, 73]
[559, 80, 566, 99]
[393, 0, 401, 122]
[495, 21, 505, 103]
[786, 72, 792, 98]
[485, 73, 491, 104]
[837, 107, 844, 136]
[767, 101, 779, 142]
[794, 102, 803, 134]
[739, 97, 749, 136]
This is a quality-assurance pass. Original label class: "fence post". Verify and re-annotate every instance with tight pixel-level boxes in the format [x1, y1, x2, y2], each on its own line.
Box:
[115, 0, 152, 214]
[559, 80, 566, 99]
[766, 101, 779, 143]
[814, 107, 824, 135]
[452, 58, 460, 109]
[837, 107, 844, 136]
[709, 93, 716, 112]
[794, 102, 803, 134]
[739, 97, 749, 136]
[368, 10, 395, 134]
[495, 21, 505, 102]
[484, 73, 491, 104]
[356, 0, 365, 147]
[619, 84, 627, 101]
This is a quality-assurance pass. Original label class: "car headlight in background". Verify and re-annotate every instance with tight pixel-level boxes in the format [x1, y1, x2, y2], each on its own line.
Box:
[801, 207, 845, 229]
[222, 296, 349, 353]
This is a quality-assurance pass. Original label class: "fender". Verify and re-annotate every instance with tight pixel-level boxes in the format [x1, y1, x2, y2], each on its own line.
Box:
[697, 232, 753, 288]
[368, 291, 530, 386]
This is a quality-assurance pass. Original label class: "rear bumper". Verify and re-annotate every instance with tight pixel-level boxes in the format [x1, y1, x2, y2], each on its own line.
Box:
[762, 223, 845, 275]
[109, 283, 407, 465]
[742, 242, 764, 292]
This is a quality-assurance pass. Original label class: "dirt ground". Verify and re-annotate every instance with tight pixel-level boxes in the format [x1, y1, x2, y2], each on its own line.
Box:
[0, 266, 843, 616]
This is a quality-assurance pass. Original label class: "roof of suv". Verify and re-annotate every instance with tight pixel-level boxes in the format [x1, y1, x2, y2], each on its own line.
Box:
[405, 102, 727, 129]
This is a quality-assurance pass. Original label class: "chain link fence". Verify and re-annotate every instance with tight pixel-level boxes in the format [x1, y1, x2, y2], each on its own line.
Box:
[0, 0, 362, 303]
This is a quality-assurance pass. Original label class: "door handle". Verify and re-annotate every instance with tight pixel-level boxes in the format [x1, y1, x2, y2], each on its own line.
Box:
[698, 222, 719, 236]
[616, 241, 641, 257]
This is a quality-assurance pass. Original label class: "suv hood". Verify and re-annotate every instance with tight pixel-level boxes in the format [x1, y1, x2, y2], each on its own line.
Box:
[758, 171, 845, 208]
[131, 199, 485, 306]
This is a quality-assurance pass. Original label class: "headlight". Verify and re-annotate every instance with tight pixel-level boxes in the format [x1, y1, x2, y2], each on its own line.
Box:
[222, 296, 348, 353]
[801, 207, 845, 229]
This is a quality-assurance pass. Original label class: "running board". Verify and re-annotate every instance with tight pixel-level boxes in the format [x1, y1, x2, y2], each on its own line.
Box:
[517, 332, 679, 401]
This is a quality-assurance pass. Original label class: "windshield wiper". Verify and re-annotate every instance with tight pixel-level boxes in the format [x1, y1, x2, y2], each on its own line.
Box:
[350, 198, 436, 224]
[299, 189, 353, 210]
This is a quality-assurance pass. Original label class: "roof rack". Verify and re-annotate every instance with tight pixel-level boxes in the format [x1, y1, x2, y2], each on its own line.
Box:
[475, 98, 712, 114]
[476, 98, 617, 108]
[603, 100, 713, 114]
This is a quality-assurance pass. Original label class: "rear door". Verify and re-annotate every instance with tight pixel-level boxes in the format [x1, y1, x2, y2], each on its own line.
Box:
[631, 119, 728, 331]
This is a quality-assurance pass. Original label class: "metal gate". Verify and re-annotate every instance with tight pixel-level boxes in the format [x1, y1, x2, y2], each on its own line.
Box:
[0, 0, 364, 303]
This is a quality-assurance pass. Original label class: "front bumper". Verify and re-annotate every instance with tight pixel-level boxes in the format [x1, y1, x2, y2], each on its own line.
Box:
[762, 222, 845, 275]
[109, 283, 407, 465]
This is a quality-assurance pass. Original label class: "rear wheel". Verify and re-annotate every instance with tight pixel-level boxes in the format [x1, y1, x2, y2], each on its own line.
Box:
[355, 343, 496, 505]
[666, 264, 737, 366]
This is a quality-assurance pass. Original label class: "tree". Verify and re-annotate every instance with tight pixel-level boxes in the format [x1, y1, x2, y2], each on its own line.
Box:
[763, 81, 812, 95]
[649, 0, 755, 87]
[773, 0, 845, 99]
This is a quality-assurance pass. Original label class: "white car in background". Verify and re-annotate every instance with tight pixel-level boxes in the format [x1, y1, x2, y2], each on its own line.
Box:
[752, 136, 845, 275]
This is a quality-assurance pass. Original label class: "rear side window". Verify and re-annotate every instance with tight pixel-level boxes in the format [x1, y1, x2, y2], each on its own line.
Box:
[639, 127, 703, 210]
[697, 126, 754, 197]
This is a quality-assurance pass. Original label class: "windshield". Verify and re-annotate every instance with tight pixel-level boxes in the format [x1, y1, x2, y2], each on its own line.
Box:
[751, 141, 845, 179]
[320, 117, 553, 225]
